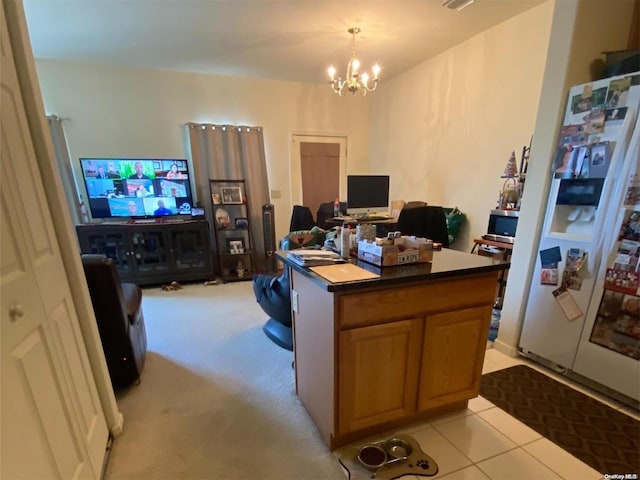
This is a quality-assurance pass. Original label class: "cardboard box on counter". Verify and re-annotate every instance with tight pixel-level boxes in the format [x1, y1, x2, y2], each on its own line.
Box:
[357, 236, 442, 267]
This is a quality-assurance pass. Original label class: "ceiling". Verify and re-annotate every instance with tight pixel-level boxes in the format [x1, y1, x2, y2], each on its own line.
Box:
[23, 0, 547, 84]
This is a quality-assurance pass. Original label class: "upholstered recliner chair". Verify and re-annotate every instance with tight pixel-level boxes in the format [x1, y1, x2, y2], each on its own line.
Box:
[81, 254, 147, 388]
[253, 227, 327, 351]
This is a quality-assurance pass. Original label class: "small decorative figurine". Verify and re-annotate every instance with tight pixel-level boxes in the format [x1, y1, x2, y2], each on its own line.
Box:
[503, 151, 518, 177]
[237, 261, 245, 278]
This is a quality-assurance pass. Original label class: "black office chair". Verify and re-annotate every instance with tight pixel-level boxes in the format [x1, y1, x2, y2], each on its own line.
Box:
[316, 201, 347, 230]
[289, 205, 315, 231]
[396, 205, 450, 248]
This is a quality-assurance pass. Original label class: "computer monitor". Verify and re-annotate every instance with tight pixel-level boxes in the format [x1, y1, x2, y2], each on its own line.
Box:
[346, 175, 390, 216]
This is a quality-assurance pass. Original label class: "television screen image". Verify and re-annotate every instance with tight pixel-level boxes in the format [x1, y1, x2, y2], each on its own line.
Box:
[85, 178, 118, 198]
[126, 179, 155, 197]
[176, 202, 193, 215]
[124, 160, 156, 180]
[143, 197, 178, 216]
[154, 160, 189, 180]
[159, 179, 188, 197]
[83, 159, 124, 179]
[80, 158, 194, 219]
[108, 197, 145, 217]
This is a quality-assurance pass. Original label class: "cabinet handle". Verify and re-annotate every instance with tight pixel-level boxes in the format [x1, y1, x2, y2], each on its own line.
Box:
[9, 304, 24, 321]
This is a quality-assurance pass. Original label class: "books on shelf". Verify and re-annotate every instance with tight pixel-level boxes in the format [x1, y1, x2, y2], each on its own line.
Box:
[287, 249, 346, 267]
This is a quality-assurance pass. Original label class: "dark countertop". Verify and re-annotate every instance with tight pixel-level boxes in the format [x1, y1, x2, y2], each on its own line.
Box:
[277, 248, 510, 292]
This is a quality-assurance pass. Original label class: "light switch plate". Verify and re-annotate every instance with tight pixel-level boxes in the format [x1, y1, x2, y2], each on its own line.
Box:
[292, 289, 299, 314]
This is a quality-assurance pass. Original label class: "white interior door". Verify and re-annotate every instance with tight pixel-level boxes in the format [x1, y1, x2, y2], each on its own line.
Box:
[1, 5, 108, 478]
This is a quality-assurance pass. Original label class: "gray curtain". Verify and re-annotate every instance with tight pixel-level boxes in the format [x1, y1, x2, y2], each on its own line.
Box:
[186, 123, 270, 273]
[47, 115, 81, 225]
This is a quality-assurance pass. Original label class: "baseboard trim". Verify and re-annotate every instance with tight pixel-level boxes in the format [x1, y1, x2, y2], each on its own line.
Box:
[519, 349, 639, 411]
[493, 339, 519, 357]
[109, 412, 124, 437]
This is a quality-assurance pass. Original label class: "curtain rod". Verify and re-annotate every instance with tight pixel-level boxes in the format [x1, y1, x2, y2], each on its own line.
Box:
[186, 123, 262, 132]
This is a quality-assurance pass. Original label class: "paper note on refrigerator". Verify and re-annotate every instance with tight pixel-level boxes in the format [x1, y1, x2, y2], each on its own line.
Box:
[552, 287, 582, 321]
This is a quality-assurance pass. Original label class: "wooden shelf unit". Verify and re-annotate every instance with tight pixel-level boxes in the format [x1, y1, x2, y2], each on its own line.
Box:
[209, 179, 255, 282]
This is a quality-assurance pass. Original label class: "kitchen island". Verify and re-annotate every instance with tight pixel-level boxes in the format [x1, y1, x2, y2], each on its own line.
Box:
[277, 248, 509, 450]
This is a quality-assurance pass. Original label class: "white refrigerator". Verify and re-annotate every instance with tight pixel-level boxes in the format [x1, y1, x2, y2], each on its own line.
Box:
[519, 71, 640, 405]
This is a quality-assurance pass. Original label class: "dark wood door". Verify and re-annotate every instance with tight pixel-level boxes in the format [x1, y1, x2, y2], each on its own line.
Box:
[300, 141, 340, 220]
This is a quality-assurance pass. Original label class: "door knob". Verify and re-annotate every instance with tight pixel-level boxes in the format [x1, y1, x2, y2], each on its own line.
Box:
[9, 304, 24, 320]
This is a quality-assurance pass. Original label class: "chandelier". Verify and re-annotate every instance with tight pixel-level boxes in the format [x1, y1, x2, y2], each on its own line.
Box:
[328, 27, 380, 97]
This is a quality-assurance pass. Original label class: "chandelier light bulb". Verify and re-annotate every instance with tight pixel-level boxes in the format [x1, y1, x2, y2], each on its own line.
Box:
[327, 27, 381, 97]
[351, 58, 360, 75]
[372, 63, 381, 79]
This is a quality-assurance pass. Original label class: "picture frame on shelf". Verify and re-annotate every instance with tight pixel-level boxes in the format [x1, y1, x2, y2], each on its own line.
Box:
[221, 186, 243, 204]
[235, 217, 249, 229]
[215, 208, 231, 228]
[226, 237, 245, 254]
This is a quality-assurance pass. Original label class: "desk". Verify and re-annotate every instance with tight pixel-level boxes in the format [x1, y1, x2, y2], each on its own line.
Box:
[471, 238, 513, 309]
[279, 249, 508, 449]
[324, 216, 398, 237]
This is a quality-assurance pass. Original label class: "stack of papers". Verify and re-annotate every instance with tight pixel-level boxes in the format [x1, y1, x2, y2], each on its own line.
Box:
[287, 249, 346, 267]
[309, 263, 380, 283]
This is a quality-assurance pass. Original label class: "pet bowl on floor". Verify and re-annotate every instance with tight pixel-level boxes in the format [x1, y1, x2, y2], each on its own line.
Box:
[384, 437, 412, 459]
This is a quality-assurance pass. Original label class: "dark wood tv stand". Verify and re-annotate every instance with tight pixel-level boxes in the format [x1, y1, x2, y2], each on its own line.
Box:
[76, 220, 214, 286]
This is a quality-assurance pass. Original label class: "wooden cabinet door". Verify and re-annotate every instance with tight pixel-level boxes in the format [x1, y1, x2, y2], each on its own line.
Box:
[338, 319, 423, 434]
[418, 306, 492, 411]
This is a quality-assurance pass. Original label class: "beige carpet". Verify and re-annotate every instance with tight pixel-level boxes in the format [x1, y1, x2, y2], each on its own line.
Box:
[105, 281, 345, 479]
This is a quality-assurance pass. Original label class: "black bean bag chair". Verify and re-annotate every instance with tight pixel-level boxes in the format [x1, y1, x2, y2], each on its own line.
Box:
[253, 227, 327, 351]
[253, 269, 292, 350]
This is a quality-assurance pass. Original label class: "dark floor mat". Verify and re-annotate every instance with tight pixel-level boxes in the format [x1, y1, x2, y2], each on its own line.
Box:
[480, 364, 639, 475]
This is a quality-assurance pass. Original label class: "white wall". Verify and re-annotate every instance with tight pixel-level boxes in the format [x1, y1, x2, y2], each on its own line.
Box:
[34, 2, 556, 250]
[34, 60, 370, 241]
[369, 1, 554, 252]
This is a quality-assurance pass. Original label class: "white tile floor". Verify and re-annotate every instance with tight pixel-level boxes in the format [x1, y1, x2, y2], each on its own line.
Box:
[391, 347, 639, 480]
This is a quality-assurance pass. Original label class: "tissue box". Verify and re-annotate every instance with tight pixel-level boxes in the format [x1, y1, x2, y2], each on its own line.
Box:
[357, 236, 441, 267]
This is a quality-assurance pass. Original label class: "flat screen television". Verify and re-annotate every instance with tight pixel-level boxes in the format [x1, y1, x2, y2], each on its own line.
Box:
[346, 175, 390, 216]
[79, 158, 195, 219]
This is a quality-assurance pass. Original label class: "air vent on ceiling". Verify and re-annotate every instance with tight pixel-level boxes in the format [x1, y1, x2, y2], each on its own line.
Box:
[442, 0, 475, 11]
